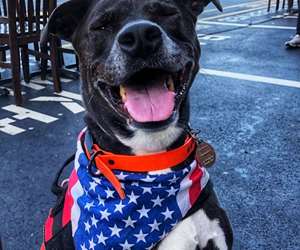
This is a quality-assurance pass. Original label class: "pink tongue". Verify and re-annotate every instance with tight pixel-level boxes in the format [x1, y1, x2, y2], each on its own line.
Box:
[124, 83, 175, 123]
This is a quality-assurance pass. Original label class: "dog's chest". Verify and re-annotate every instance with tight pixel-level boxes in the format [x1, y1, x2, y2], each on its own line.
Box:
[65, 131, 209, 250]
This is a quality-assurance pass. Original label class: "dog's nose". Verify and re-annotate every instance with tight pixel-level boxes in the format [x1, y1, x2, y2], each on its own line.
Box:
[117, 22, 162, 58]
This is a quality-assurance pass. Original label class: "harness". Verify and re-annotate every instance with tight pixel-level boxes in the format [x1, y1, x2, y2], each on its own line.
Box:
[41, 129, 215, 250]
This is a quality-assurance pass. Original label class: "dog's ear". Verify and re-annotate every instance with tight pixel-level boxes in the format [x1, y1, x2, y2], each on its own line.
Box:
[41, 0, 92, 45]
[190, 0, 223, 15]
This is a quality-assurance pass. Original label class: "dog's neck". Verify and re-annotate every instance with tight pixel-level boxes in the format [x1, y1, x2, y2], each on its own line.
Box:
[85, 116, 187, 155]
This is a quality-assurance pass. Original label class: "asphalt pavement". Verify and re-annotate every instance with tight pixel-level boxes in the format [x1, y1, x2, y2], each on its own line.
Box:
[0, 1, 299, 249]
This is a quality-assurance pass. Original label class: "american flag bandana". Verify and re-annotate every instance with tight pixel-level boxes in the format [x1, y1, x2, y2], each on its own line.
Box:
[67, 129, 209, 250]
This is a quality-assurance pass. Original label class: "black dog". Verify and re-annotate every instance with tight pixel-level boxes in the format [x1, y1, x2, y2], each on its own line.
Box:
[41, 0, 233, 249]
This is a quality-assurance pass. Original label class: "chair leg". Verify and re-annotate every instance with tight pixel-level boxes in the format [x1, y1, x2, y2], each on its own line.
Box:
[267, 0, 272, 12]
[0, 50, 6, 62]
[57, 39, 65, 67]
[40, 44, 48, 80]
[21, 45, 30, 83]
[276, 0, 280, 11]
[50, 36, 61, 93]
[288, 0, 294, 12]
[76, 55, 80, 71]
[0, 50, 6, 79]
[34, 42, 40, 61]
[10, 45, 22, 105]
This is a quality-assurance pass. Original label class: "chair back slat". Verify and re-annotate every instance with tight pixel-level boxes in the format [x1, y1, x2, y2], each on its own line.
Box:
[6, 0, 56, 35]
[35, 0, 41, 32]
[27, 0, 34, 33]
[42, 0, 48, 26]
[17, 0, 27, 34]
[1, 0, 8, 16]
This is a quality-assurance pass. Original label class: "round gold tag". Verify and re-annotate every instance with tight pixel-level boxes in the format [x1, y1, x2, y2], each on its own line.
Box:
[195, 141, 216, 168]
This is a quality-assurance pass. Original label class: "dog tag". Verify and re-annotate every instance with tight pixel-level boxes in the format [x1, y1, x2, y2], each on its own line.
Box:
[195, 140, 216, 168]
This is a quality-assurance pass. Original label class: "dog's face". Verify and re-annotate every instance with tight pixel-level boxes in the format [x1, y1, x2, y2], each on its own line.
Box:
[44, 0, 222, 153]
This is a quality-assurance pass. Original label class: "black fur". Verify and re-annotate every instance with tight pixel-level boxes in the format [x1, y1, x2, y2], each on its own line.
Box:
[42, 0, 233, 249]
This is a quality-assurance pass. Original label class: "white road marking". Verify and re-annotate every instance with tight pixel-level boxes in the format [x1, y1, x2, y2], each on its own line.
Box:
[61, 102, 85, 114]
[201, 34, 231, 41]
[201, 6, 268, 21]
[21, 81, 45, 90]
[199, 20, 248, 27]
[284, 15, 298, 19]
[198, 20, 296, 30]
[204, 1, 264, 13]
[2, 105, 58, 123]
[219, 9, 268, 22]
[252, 24, 296, 30]
[6, 88, 26, 96]
[31, 78, 53, 85]
[30, 96, 73, 102]
[200, 68, 300, 89]
[0, 118, 25, 135]
[48, 76, 74, 83]
[60, 77, 75, 83]
[56, 90, 82, 101]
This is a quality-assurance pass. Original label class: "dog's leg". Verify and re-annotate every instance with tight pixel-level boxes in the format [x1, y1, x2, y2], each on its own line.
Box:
[158, 189, 233, 250]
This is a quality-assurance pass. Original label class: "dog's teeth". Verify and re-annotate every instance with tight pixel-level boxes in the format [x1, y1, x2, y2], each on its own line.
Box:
[167, 76, 175, 92]
[120, 85, 126, 101]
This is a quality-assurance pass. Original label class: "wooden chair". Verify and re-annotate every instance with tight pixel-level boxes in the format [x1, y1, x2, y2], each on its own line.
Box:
[40, 35, 80, 90]
[0, 0, 57, 105]
[267, 0, 296, 12]
[268, 0, 285, 12]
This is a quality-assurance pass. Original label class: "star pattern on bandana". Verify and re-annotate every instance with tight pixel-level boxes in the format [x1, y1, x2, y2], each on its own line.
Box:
[84, 201, 94, 211]
[151, 195, 163, 207]
[114, 201, 125, 213]
[96, 232, 108, 245]
[123, 216, 136, 228]
[109, 224, 122, 237]
[89, 181, 98, 192]
[91, 214, 98, 227]
[89, 238, 96, 250]
[73, 150, 200, 250]
[84, 220, 91, 233]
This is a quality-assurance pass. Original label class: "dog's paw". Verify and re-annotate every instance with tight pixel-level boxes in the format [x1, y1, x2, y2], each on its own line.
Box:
[157, 217, 198, 250]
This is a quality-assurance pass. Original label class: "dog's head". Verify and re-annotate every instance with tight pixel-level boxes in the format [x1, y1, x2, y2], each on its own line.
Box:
[42, 0, 222, 154]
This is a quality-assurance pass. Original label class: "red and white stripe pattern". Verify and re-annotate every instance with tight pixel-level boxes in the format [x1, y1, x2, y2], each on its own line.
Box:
[176, 160, 209, 216]
[63, 136, 85, 236]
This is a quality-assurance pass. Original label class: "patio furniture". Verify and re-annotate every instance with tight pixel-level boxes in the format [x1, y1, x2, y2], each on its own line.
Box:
[267, 0, 283, 12]
[267, 0, 296, 12]
[40, 35, 79, 92]
[0, 0, 58, 105]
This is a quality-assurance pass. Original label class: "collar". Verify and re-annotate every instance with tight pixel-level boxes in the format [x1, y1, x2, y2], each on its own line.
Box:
[79, 128, 196, 199]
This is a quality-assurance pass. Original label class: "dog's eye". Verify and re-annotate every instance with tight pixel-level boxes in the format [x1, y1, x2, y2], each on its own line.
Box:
[158, 6, 179, 17]
[90, 13, 115, 31]
[146, 3, 179, 18]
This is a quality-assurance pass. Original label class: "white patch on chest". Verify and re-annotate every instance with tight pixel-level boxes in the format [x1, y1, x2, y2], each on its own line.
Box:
[158, 209, 228, 250]
[116, 124, 183, 155]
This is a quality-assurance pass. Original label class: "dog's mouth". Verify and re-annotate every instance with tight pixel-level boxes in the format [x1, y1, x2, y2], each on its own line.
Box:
[98, 63, 192, 125]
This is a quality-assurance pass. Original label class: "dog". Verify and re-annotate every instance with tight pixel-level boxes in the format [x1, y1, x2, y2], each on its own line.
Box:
[40, 0, 233, 249]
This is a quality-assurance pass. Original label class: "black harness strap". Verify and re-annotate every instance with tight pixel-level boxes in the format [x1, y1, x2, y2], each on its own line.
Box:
[43, 155, 76, 250]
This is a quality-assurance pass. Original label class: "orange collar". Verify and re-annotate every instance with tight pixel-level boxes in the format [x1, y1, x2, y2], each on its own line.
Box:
[82, 131, 196, 199]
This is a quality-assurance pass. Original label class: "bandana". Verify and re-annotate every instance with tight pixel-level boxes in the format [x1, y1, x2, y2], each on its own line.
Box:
[64, 128, 209, 250]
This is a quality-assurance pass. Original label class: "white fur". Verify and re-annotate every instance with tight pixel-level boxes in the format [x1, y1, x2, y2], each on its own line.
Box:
[117, 124, 183, 155]
[158, 209, 228, 250]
